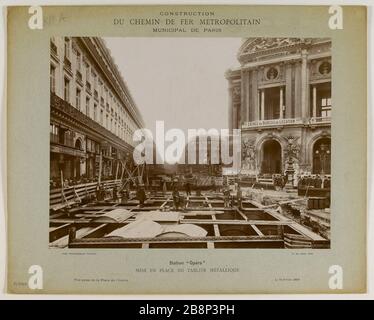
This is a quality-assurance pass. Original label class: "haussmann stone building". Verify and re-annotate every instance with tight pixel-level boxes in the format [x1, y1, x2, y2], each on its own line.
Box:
[50, 37, 144, 183]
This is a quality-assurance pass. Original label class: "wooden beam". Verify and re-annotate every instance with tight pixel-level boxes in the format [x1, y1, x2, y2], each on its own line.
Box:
[251, 225, 264, 237]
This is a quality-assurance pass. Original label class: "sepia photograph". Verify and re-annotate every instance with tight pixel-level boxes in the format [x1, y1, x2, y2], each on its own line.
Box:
[5, 3, 369, 295]
[49, 36, 332, 249]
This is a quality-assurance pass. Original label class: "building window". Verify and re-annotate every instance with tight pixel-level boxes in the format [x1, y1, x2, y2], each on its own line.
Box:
[64, 78, 70, 102]
[85, 62, 90, 81]
[50, 65, 56, 93]
[50, 124, 59, 144]
[86, 97, 90, 117]
[76, 88, 81, 110]
[58, 128, 65, 145]
[93, 72, 97, 89]
[76, 51, 81, 71]
[64, 38, 70, 60]
[94, 104, 97, 121]
[321, 97, 332, 117]
[106, 114, 109, 129]
[100, 109, 104, 125]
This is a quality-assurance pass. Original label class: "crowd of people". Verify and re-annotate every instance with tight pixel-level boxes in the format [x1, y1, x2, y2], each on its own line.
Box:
[298, 175, 331, 189]
[270, 173, 331, 190]
[272, 174, 288, 189]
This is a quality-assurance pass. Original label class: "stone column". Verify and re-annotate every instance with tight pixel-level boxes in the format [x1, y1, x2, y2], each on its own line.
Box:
[228, 85, 233, 131]
[252, 68, 259, 121]
[301, 50, 308, 119]
[261, 90, 265, 120]
[294, 62, 302, 118]
[285, 63, 293, 118]
[279, 86, 284, 119]
[246, 70, 251, 122]
[312, 85, 317, 118]
[241, 70, 248, 125]
[256, 89, 260, 121]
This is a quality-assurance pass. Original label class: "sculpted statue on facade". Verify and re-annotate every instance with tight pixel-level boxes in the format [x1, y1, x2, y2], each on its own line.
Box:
[247, 38, 303, 53]
[232, 86, 241, 102]
[242, 139, 256, 172]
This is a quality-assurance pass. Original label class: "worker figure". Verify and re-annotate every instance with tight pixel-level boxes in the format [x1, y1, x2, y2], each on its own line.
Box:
[136, 183, 146, 207]
[282, 173, 288, 189]
[162, 178, 167, 196]
[112, 185, 118, 202]
[179, 194, 186, 211]
[120, 188, 128, 204]
[223, 183, 231, 208]
[95, 183, 104, 201]
[236, 185, 242, 209]
[172, 185, 180, 211]
[185, 180, 191, 196]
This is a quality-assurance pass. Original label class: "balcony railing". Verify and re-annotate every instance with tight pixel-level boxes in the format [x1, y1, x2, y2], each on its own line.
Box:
[242, 116, 331, 129]
[309, 116, 331, 124]
[242, 118, 303, 129]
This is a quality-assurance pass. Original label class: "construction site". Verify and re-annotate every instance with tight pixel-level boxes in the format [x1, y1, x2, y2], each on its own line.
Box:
[49, 36, 332, 250]
[49, 161, 331, 249]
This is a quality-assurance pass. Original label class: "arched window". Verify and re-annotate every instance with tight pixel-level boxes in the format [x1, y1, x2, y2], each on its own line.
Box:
[75, 139, 82, 151]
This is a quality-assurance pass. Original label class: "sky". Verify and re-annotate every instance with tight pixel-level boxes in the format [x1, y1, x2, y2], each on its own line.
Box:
[103, 37, 242, 137]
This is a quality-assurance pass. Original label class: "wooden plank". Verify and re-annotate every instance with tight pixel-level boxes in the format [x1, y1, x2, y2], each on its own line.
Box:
[234, 207, 248, 221]
[211, 214, 220, 237]
[179, 219, 292, 226]
[251, 225, 264, 237]
[50, 226, 96, 248]
[207, 242, 215, 249]
[288, 222, 327, 241]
